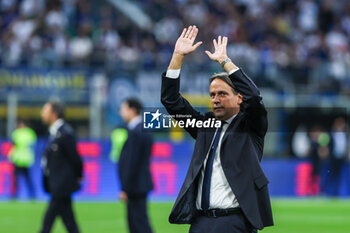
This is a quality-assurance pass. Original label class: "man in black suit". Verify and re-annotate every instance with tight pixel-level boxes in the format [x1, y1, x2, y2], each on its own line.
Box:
[118, 98, 154, 233]
[161, 25, 273, 233]
[39, 101, 83, 233]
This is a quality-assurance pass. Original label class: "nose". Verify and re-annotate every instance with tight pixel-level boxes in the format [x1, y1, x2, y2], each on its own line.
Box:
[211, 94, 220, 104]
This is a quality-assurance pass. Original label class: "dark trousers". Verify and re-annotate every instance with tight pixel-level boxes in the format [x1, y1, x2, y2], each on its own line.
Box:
[127, 195, 153, 233]
[189, 212, 257, 233]
[327, 158, 344, 196]
[12, 166, 35, 199]
[40, 196, 80, 233]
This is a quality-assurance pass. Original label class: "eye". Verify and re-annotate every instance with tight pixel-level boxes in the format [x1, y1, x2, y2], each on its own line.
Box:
[219, 91, 227, 96]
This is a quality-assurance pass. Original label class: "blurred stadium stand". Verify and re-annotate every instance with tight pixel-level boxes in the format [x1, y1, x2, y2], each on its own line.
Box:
[0, 0, 350, 199]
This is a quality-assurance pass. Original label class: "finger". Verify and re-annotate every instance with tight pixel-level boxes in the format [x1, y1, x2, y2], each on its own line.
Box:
[205, 50, 213, 59]
[180, 28, 187, 38]
[213, 39, 218, 50]
[185, 25, 192, 38]
[193, 41, 202, 50]
[188, 25, 196, 40]
[218, 36, 222, 45]
[223, 37, 228, 53]
[223, 36, 228, 47]
[190, 26, 198, 41]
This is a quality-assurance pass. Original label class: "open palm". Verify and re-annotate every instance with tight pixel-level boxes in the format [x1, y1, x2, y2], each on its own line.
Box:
[205, 36, 228, 63]
[174, 25, 202, 56]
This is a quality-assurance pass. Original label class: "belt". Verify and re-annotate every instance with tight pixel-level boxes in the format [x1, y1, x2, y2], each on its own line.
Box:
[197, 207, 242, 218]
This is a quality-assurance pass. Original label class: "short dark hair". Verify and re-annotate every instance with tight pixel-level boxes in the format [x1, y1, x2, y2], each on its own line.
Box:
[209, 72, 238, 95]
[48, 101, 65, 119]
[124, 98, 143, 115]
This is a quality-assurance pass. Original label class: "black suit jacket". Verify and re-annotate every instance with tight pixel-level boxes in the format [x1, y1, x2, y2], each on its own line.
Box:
[118, 122, 154, 197]
[161, 69, 273, 230]
[42, 122, 83, 197]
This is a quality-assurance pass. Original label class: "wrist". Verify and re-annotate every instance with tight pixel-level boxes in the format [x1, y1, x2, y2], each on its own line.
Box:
[220, 57, 231, 67]
[223, 60, 238, 73]
[169, 53, 184, 69]
[173, 52, 185, 59]
[218, 56, 229, 64]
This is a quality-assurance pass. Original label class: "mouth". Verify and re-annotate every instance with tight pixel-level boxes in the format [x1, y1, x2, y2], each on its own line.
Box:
[213, 107, 224, 112]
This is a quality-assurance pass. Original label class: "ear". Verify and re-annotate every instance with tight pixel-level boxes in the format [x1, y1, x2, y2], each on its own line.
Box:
[237, 93, 243, 105]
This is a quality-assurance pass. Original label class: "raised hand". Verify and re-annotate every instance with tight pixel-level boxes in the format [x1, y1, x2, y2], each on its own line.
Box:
[174, 25, 202, 56]
[205, 36, 228, 64]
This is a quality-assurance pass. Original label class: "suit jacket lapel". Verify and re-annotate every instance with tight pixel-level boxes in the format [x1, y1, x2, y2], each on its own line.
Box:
[202, 122, 216, 160]
[221, 111, 244, 145]
[202, 112, 244, 159]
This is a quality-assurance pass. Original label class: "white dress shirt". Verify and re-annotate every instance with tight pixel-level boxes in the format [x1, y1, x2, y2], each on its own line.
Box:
[196, 114, 239, 209]
[165, 68, 240, 209]
[128, 116, 142, 130]
[49, 119, 64, 137]
[41, 119, 64, 170]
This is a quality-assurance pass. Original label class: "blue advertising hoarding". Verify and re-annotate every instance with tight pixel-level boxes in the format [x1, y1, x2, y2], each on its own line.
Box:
[0, 139, 349, 201]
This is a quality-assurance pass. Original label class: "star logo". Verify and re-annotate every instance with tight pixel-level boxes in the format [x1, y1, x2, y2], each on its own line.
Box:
[150, 109, 162, 122]
[143, 109, 163, 129]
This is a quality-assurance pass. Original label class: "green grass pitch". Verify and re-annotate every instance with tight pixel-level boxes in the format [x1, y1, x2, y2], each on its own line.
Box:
[0, 199, 349, 233]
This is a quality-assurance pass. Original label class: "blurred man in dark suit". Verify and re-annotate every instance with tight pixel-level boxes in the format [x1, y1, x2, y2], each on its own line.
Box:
[39, 101, 83, 233]
[329, 117, 347, 196]
[119, 98, 154, 233]
[161, 25, 273, 233]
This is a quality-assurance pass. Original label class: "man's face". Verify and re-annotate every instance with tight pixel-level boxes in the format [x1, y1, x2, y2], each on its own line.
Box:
[41, 103, 54, 125]
[120, 102, 134, 123]
[209, 78, 242, 121]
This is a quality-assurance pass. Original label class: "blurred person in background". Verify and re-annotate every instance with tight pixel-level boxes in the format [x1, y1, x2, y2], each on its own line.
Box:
[2, 0, 350, 95]
[39, 101, 83, 233]
[9, 119, 37, 200]
[329, 117, 348, 196]
[109, 126, 128, 163]
[309, 125, 323, 180]
[308, 125, 323, 195]
[308, 125, 330, 195]
[118, 98, 154, 233]
[161, 25, 273, 233]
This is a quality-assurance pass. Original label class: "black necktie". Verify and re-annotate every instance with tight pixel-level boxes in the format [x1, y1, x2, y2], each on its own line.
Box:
[201, 122, 225, 210]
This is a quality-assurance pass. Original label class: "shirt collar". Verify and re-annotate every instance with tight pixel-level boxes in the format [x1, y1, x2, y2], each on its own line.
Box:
[224, 114, 237, 125]
[49, 119, 64, 136]
[128, 116, 142, 130]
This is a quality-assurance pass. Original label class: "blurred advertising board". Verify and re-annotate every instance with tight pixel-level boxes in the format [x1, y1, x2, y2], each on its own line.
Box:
[0, 139, 349, 201]
[0, 67, 89, 103]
